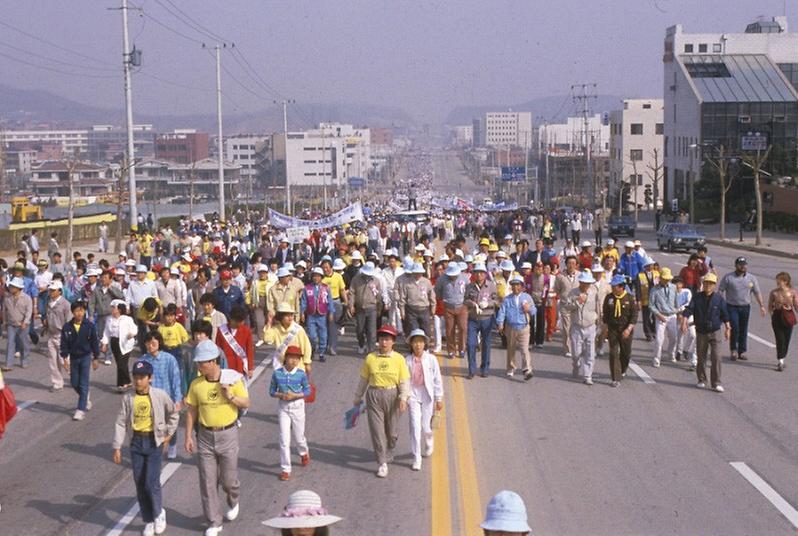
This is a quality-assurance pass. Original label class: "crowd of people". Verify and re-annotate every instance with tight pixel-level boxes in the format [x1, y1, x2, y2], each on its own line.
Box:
[0, 154, 795, 534]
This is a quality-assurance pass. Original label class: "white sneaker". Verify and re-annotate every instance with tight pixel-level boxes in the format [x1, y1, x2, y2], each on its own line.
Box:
[154, 509, 167, 535]
[564, 352, 572, 358]
[583, 378, 594, 386]
[777, 358, 785, 371]
[224, 501, 239, 521]
[652, 360, 661, 368]
[142, 522, 155, 536]
[339, 327, 345, 335]
[255, 340, 264, 348]
[358, 345, 366, 355]
[423, 441, 434, 457]
[412, 459, 422, 471]
[204, 526, 223, 536]
[86, 396, 93, 411]
[669, 356, 677, 363]
[714, 385, 725, 393]
[376, 463, 388, 478]
[696, 382, 706, 389]
[104, 359, 112, 366]
[167, 444, 178, 460]
[72, 409, 85, 421]
[506, 370, 514, 377]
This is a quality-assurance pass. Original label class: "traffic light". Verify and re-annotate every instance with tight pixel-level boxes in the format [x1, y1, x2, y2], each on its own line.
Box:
[644, 184, 653, 206]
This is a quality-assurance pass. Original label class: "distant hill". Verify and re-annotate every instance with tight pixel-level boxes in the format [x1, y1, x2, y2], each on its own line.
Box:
[444, 94, 629, 126]
[0, 84, 416, 133]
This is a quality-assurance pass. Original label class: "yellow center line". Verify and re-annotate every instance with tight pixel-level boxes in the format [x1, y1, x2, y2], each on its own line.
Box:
[449, 359, 483, 536]
[430, 353, 452, 536]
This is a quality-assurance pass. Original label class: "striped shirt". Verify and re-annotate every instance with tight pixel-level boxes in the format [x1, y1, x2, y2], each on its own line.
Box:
[269, 367, 311, 397]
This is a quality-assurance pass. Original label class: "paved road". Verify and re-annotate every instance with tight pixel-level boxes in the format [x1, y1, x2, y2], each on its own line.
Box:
[1, 151, 797, 535]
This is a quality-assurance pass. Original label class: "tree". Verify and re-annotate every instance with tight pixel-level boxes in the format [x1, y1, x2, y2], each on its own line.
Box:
[741, 146, 772, 246]
[646, 148, 663, 211]
[702, 145, 738, 241]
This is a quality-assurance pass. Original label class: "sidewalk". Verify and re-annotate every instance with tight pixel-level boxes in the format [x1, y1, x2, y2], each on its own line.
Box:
[697, 223, 798, 260]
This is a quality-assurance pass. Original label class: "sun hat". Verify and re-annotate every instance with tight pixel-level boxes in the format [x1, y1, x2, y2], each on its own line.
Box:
[439, 253, 450, 262]
[500, 260, 515, 272]
[643, 257, 655, 267]
[610, 274, 627, 286]
[12, 262, 25, 271]
[591, 263, 605, 273]
[193, 339, 221, 362]
[480, 490, 531, 533]
[136, 264, 148, 273]
[283, 262, 295, 272]
[414, 244, 426, 251]
[37, 259, 49, 266]
[350, 251, 363, 261]
[407, 328, 428, 342]
[311, 267, 324, 276]
[169, 267, 180, 276]
[411, 262, 426, 274]
[115, 268, 126, 276]
[296, 260, 307, 269]
[360, 262, 376, 276]
[605, 238, 615, 246]
[276, 267, 291, 278]
[504, 234, 513, 241]
[8, 277, 24, 289]
[464, 254, 474, 263]
[496, 250, 508, 259]
[87, 268, 102, 277]
[332, 258, 346, 271]
[110, 299, 127, 308]
[257, 264, 269, 272]
[634, 239, 642, 246]
[578, 270, 596, 284]
[458, 261, 468, 271]
[660, 267, 673, 280]
[276, 302, 295, 315]
[320, 255, 333, 264]
[521, 262, 532, 270]
[581, 240, 592, 248]
[472, 262, 487, 272]
[48, 280, 63, 291]
[262, 490, 342, 529]
[624, 240, 635, 248]
[444, 264, 461, 277]
[704, 273, 718, 284]
[509, 275, 524, 285]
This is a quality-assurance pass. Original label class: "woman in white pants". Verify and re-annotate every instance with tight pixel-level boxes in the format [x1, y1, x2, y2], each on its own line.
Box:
[675, 277, 698, 370]
[404, 329, 443, 471]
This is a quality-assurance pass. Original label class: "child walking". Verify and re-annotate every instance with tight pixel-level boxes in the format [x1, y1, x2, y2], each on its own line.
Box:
[269, 345, 311, 482]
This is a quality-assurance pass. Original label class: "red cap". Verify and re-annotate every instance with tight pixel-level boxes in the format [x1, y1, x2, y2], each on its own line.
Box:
[219, 270, 232, 280]
[376, 324, 398, 338]
[284, 345, 303, 357]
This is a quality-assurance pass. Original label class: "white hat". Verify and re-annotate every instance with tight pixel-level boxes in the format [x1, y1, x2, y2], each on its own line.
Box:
[8, 277, 25, 289]
[591, 263, 605, 273]
[262, 490, 342, 529]
[581, 240, 592, 248]
[311, 267, 324, 276]
[643, 257, 656, 267]
[500, 260, 515, 272]
[504, 234, 513, 240]
[182, 253, 192, 262]
[605, 238, 615, 246]
[454, 248, 464, 258]
[48, 280, 63, 291]
[624, 241, 635, 248]
[424, 249, 433, 257]
[136, 264, 148, 273]
[464, 254, 474, 263]
[509, 274, 524, 285]
[276, 267, 291, 278]
[87, 268, 101, 277]
[296, 260, 307, 269]
[283, 262, 295, 272]
[414, 244, 426, 251]
[520, 262, 532, 270]
[360, 261, 376, 276]
[438, 254, 450, 262]
[110, 298, 127, 309]
[118, 251, 128, 258]
[472, 262, 487, 272]
[578, 270, 596, 284]
[170, 267, 180, 276]
[114, 268, 126, 276]
[332, 258, 346, 271]
[350, 251, 363, 261]
[125, 259, 137, 267]
[444, 264, 461, 277]
[256, 264, 269, 272]
[634, 239, 642, 246]
[496, 250, 508, 259]
[411, 262, 426, 274]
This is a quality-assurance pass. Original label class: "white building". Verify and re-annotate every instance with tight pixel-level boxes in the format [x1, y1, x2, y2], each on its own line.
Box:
[3, 129, 88, 156]
[538, 115, 611, 156]
[609, 99, 664, 209]
[663, 16, 798, 208]
[451, 125, 473, 147]
[485, 111, 533, 148]
[225, 135, 269, 189]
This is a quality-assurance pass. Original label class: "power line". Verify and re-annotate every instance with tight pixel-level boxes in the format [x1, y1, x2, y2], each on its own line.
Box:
[0, 20, 115, 67]
[229, 46, 285, 100]
[0, 50, 118, 79]
[159, 0, 230, 43]
[140, 10, 204, 44]
[0, 38, 117, 73]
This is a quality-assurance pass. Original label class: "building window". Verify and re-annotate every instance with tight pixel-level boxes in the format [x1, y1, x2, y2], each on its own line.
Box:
[712, 43, 722, 53]
[655, 123, 664, 135]
[684, 43, 694, 53]
[698, 43, 708, 53]
[685, 62, 731, 78]
[630, 174, 643, 185]
[630, 149, 643, 161]
[643, 103, 652, 109]
[630, 124, 644, 135]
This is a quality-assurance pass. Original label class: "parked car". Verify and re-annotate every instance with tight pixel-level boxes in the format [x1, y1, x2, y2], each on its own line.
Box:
[656, 223, 706, 252]
[608, 216, 636, 238]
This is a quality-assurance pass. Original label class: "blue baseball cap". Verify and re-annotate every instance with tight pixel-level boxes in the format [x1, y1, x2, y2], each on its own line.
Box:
[132, 360, 153, 376]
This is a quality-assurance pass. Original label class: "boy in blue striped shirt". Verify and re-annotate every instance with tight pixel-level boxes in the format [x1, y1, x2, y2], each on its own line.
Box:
[269, 345, 311, 481]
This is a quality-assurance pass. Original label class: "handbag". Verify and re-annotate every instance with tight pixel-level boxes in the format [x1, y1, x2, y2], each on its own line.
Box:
[305, 382, 317, 404]
[780, 307, 797, 327]
[0, 385, 19, 440]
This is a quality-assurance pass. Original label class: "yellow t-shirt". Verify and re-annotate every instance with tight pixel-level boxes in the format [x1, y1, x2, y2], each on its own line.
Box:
[73, 323, 82, 334]
[261, 323, 312, 370]
[256, 279, 269, 297]
[137, 298, 162, 322]
[360, 351, 410, 388]
[132, 393, 153, 432]
[158, 323, 189, 348]
[186, 377, 248, 429]
[139, 235, 153, 257]
[322, 272, 346, 300]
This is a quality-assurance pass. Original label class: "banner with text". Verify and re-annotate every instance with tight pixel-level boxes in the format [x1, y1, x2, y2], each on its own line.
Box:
[268, 202, 365, 229]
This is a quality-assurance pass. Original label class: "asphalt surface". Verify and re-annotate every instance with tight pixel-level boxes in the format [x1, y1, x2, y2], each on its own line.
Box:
[1, 150, 796, 536]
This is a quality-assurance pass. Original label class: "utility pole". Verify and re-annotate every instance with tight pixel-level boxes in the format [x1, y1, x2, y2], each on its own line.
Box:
[114, 156, 137, 253]
[572, 83, 597, 209]
[322, 124, 328, 212]
[275, 99, 295, 214]
[121, 0, 138, 231]
[213, 44, 226, 221]
[65, 158, 81, 263]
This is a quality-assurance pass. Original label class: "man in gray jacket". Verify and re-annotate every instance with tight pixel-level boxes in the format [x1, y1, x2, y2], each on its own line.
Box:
[113, 359, 180, 536]
[45, 280, 71, 391]
[90, 270, 124, 366]
[348, 262, 384, 355]
[562, 270, 602, 385]
[3, 277, 33, 371]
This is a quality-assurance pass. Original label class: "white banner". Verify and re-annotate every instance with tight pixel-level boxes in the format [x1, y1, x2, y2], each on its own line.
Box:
[285, 226, 310, 244]
[268, 202, 365, 229]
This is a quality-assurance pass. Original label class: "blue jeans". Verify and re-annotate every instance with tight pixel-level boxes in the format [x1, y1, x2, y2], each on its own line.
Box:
[306, 314, 328, 359]
[130, 433, 163, 523]
[69, 354, 92, 411]
[467, 316, 494, 375]
[6, 325, 30, 367]
[727, 304, 750, 354]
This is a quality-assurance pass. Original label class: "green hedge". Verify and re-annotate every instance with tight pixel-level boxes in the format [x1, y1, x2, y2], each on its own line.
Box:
[763, 211, 798, 233]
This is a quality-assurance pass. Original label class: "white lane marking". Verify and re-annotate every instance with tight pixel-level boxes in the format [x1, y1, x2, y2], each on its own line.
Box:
[749, 333, 777, 349]
[628, 361, 656, 384]
[660, 252, 673, 257]
[730, 462, 798, 529]
[17, 400, 37, 411]
[106, 461, 182, 536]
[248, 356, 273, 385]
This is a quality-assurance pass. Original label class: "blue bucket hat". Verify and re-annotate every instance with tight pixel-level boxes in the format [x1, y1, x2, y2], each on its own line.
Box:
[480, 490, 531, 533]
[444, 264, 461, 277]
[610, 274, 627, 286]
[193, 340, 221, 362]
[360, 262, 375, 277]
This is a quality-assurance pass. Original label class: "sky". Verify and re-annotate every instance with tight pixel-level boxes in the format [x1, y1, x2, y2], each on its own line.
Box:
[2, 0, 797, 123]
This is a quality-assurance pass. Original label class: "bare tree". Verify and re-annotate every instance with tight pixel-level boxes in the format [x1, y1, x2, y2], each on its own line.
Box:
[702, 145, 738, 241]
[646, 148, 663, 213]
[741, 145, 772, 246]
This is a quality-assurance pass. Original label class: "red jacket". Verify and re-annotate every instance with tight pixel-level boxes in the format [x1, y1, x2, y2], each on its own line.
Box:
[215, 324, 255, 374]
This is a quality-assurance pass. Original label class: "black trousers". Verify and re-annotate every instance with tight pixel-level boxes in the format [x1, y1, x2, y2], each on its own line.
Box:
[772, 315, 793, 360]
[110, 337, 131, 387]
[529, 309, 545, 346]
[608, 328, 632, 381]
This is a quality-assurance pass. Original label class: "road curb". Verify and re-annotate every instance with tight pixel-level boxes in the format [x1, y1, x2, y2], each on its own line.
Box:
[705, 238, 798, 260]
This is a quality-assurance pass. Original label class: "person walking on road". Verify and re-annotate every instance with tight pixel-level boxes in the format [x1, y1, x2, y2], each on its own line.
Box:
[497, 275, 536, 381]
[682, 273, 730, 392]
[348, 262, 383, 355]
[718, 257, 766, 361]
[767, 271, 797, 372]
[562, 270, 601, 385]
[404, 329, 443, 471]
[44, 280, 70, 391]
[59, 300, 100, 420]
[140, 331, 183, 459]
[554, 256, 580, 357]
[300, 267, 334, 363]
[3, 277, 33, 371]
[637, 257, 659, 342]
[397, 262, 435, 338]
[603, 275, 638, 387]
[648, 267, 680, 368]
[435, 263, 469, 359]
[269, 345, 311, 482]
[464, 262, 499, 378]
[352, 324, 410, 478]
[101, 300, 138, 392]
[112, 360, 179, 536]
[185, 339, 250, 536]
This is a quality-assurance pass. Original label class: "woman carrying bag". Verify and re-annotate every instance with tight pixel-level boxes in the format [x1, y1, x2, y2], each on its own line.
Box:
[768, 271, 798, 372]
